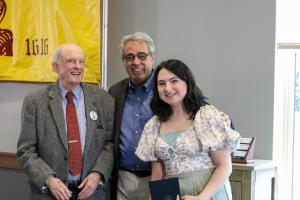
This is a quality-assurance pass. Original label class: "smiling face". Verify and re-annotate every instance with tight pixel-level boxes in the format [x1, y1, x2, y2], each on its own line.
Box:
[123, 40, 154, 86]
[52, 44, 85, 91]
[157, 68, 187, 108]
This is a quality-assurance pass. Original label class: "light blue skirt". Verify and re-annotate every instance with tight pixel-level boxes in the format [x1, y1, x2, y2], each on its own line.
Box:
[166, 168, 232, 200]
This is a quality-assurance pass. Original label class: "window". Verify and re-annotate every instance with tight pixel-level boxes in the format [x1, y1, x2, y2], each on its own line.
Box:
[275, 0, 300, 198]
[274, 47, 300, 200]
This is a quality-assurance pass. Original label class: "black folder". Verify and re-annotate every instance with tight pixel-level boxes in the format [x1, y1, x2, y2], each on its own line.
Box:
[149, 177, 180, 200]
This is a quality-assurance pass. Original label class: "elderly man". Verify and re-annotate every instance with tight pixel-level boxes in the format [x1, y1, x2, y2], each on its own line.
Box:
[17, 43, 114, 200]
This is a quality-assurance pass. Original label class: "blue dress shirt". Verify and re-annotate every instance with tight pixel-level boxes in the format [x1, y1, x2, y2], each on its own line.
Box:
[119, 71, 155, 171]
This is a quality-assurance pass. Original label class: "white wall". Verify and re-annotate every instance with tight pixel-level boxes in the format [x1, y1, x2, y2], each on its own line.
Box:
[107, 0, 276, 159]
[0, 83, 47, 152]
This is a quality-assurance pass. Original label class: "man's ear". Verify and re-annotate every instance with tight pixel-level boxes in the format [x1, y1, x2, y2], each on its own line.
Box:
[150, 53, 155, 62]
[52, 62, 58, 73]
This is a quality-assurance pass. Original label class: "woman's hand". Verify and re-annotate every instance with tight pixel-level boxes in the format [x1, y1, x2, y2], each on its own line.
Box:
[178, 194, 205, 200]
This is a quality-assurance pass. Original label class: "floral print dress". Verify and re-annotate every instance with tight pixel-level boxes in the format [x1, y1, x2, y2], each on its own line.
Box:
[135, 105, 240, 199]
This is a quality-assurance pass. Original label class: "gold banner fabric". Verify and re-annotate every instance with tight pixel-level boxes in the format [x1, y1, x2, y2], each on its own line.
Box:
[0, 0, 101, 83]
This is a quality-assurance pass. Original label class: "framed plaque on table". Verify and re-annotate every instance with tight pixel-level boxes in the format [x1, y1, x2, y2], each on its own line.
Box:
[232, 137, 256, 164]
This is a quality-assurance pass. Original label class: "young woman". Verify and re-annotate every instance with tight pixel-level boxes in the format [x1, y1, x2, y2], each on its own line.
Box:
[135, 59, 240, 200]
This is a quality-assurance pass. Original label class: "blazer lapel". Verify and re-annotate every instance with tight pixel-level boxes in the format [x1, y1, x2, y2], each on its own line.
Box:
[82, 84, 97, 154]
[48, 83, 68, 150]
[115, 80, 128, 142]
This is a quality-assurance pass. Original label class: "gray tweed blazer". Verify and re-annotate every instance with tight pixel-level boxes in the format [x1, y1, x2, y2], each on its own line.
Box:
[17, 82, 114, 200]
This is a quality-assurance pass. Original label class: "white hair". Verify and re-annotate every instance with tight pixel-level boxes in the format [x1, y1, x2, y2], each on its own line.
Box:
[119, 32, 155, 57]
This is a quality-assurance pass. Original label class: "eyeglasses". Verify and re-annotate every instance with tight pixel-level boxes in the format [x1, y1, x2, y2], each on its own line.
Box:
[123, 52, 151, 62]
[63, 58, 85, 65]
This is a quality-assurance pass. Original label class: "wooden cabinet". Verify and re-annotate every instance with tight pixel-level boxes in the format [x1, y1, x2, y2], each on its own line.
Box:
[229, 159, 277, 200]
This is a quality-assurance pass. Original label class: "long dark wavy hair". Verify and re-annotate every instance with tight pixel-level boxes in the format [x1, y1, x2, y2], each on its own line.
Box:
[151, 59, 209, 121]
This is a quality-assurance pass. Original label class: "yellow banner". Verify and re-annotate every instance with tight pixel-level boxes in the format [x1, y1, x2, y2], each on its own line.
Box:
[0, 0, 101, 83]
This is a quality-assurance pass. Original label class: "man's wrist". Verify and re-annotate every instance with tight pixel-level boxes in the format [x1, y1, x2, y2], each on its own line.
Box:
[45, 173, 56, 186]
[91, 171, 104, 185]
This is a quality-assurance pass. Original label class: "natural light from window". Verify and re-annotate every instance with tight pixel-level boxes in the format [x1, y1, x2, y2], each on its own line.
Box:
[275, 0, 300, 200]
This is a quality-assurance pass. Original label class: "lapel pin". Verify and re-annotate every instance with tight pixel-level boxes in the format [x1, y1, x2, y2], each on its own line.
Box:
[90, 111, 97, 120]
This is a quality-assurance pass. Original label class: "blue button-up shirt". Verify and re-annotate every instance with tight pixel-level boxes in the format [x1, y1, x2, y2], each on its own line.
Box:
[119, 71, 155, 171]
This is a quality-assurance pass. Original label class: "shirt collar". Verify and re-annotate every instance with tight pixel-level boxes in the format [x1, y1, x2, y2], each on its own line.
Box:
[58, 83, 82, 101]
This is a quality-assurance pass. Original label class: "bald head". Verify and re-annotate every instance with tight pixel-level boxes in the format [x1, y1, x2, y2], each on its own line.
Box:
[52, 43, 85, 65]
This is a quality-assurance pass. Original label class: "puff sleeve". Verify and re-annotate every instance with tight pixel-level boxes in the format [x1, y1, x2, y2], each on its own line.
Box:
[194, 105, 240, 152]
[135, 116, 160, 161]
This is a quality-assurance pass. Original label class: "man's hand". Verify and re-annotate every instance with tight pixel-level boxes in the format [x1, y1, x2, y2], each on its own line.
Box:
[77, 172, 101, 200]
[220, 111, 232, 128]
[45, 175, 72, 200]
